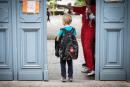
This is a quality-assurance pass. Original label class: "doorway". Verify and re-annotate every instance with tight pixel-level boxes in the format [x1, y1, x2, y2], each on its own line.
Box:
[47, 0, 130, 81]
[47, 15, 95, 81]
[47, 0, 95, 80]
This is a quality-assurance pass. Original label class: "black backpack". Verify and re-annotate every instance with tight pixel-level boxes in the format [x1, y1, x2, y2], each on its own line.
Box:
[59, 28, 78, 60]
[55, 36, 61, 57]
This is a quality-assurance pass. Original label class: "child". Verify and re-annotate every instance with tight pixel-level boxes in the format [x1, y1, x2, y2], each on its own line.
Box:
[56, 14, 77, 82]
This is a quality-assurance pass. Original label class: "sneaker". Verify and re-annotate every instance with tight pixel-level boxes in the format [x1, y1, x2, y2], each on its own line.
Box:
[61, 77, 66, 82]
[87, 70, 95, 76]
[82, 65, 87, 69]
[81, 67, 89, 73]
[68, 77, 73, 82]
[82, 63, 86, 67]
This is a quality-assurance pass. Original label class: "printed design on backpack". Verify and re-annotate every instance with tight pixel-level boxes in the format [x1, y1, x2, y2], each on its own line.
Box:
[59, 28, 78, 60]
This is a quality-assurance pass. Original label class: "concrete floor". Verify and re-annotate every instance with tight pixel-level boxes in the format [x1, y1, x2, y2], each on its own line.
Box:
[0, 81, 130, 87]
[47, 40, 95, 80]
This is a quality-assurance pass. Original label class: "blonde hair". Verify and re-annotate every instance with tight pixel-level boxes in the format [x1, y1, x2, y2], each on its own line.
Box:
[63, 14, 72, 25]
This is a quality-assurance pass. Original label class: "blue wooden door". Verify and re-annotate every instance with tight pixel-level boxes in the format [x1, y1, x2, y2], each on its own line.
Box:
[0, 0, 13, 80]
[96, 0, 129, 80]
[17, 0, 48, 80]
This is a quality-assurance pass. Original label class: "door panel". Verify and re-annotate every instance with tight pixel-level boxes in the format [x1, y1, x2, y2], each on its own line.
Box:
[17, 0, 44, 80]
[0, 0, 13, 80]
[96, 0, 127, 80]
[104, 3, 124, 23]
[101, 24, 126, 80]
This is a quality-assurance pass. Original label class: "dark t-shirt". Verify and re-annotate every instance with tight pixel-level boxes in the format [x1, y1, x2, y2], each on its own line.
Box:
[47, 11, 50, 16]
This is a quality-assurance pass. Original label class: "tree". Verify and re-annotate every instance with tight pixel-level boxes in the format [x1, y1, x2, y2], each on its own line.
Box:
[47, 0, 57, 15]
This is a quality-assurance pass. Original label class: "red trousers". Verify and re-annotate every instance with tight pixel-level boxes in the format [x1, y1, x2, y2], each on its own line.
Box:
[72, 5, 96, 71]
[81, 25, 95, 71]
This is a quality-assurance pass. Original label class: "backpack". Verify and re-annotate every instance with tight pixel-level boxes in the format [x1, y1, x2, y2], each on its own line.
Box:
[59, 28, 78, 60]
[55, 36, 62, 57]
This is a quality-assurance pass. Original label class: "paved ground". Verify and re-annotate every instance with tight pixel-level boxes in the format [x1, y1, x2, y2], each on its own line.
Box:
[0, 81, 130, 87]
[47, 40, 95, 80]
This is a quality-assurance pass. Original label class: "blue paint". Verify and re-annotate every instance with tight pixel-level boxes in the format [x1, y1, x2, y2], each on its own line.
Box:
[16, 0, 46, 80]
[0, 0, 129, 81]
[0, 0, 13, 80]
[96, 0, 129, 80]
[0, 0, 48, 81]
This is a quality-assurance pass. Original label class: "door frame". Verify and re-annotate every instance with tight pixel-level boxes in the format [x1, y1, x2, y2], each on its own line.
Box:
[12, 0, 17, 80]
[42, 0, 48, 81]
[127, 0, 130, 80]
[95, 0, 100, 80]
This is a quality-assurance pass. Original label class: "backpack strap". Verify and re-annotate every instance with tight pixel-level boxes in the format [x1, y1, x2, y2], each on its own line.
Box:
[61, 27, 75, 35]
[61, 28, 67, 35]
[70, 27, 75, 35]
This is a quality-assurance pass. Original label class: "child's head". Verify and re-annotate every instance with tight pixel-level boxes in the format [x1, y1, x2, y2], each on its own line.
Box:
[63, 14, 72, 25]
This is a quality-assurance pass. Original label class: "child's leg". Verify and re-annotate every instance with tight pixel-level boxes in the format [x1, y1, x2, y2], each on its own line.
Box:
[60, 59, 66, 78]
[67, 59, 73, 78]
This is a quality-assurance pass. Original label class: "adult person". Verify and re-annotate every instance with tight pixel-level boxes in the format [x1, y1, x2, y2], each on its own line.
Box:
[67, 3, 72, 14]
[47, 8, 51, 22]
[71, 0, 96, 76]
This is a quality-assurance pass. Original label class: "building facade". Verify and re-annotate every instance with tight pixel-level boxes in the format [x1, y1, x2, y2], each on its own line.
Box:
[0, 0, 130, 81]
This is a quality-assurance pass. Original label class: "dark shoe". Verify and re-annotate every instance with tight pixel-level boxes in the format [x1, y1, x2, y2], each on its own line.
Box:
[81, 67, 89, 73]
[61, 77, 66, 82]
[82, 63, 86, 67]
[68, 77, 73, 82]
